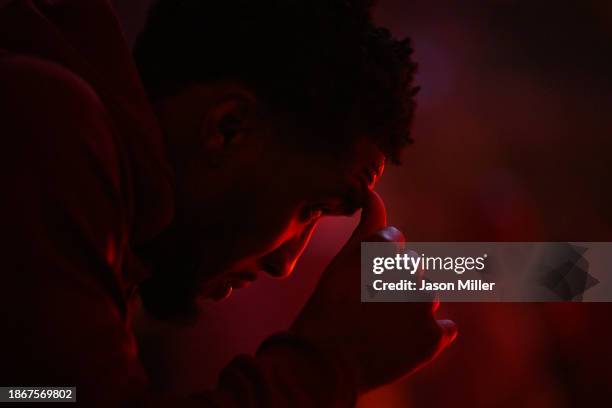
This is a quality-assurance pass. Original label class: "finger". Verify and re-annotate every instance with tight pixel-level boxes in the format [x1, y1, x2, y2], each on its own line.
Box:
[436, 319, 458, 345]
[350, 189, 387, 242]
[405, 318, 458, 378]
[423, 319, 458, 361]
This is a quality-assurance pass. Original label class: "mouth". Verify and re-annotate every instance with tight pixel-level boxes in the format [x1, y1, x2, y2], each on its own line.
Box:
[227, 278, 251, 289]
[209, 271, 259, 301]
[209, 283, 233, 301]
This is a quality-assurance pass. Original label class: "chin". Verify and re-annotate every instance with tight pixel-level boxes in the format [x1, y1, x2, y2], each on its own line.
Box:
[139, 273, 204, 325]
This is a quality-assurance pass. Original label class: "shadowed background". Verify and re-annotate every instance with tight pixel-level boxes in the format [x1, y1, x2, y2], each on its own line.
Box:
[113, 1, 612, 406]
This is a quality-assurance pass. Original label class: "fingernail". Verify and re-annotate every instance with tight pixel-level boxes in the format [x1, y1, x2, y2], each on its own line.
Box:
[379, 226, 405, 242]
[437, 319, 458, 343]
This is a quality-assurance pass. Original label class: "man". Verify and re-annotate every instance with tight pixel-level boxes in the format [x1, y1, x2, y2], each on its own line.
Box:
[0, 0, 456, 406]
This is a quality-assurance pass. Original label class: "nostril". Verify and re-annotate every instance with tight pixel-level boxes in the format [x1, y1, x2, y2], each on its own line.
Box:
[260, 261, 292, 279]
[261, 263, 281, 277]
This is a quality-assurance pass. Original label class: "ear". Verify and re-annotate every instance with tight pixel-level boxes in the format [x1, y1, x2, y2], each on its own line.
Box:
[199, 89, 257, 153]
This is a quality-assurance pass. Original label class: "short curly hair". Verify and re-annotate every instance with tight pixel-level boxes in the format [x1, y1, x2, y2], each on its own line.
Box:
[133, 0, 417, 163]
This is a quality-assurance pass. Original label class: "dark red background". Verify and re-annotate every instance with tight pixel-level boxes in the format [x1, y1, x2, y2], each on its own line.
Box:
[114, 1, 612, 406]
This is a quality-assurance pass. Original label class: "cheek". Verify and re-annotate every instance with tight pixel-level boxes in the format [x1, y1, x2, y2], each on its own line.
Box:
[228, 176, 307, 257]
[172, 161, 210, 217]
[193, 209, 299, 277]
[200, 155, 312, 267]
[234, 205, 304, 259]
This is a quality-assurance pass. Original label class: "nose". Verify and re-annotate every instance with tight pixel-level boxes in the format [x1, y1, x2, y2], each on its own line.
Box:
[259, 221, 319, 278]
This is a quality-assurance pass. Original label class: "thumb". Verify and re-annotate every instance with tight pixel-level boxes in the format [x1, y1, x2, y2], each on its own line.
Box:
[350, 189, 387, 243]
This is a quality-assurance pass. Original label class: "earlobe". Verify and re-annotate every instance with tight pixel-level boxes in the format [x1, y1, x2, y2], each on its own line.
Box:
[200, 114, 225, 153]
[218, 109, 243, 144]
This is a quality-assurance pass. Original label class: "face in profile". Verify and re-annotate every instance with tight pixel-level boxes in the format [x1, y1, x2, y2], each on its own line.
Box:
[132, 0, 417, 319]
[192, 134, 386, 302]
[138, 84, 386, 318]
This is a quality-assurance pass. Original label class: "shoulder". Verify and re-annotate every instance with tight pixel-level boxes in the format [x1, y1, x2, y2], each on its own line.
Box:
[0, 53, 121, 191]
[0, 54, 127, 282]
[0, 53, 105, 117]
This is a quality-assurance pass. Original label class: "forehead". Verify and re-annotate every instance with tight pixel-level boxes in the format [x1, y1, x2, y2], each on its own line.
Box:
[292, 136, 385, 189]
[267, 116, 386, 176]
[265, 124, 386, 193]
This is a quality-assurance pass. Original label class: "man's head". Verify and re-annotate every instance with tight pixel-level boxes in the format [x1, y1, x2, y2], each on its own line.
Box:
[132, 0, 417, 320]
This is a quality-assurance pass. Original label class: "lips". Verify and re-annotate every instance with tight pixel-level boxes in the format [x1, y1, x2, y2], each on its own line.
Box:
[210, 283, 233, 301]
[209, 271, 258, 301]
[236, 271, 258, 282]
[228, 271, 259, 288]
[228, 279, 251, 289]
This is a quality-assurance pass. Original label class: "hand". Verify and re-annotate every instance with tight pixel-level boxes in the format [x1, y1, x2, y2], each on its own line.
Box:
[291, 190, 457, 392]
